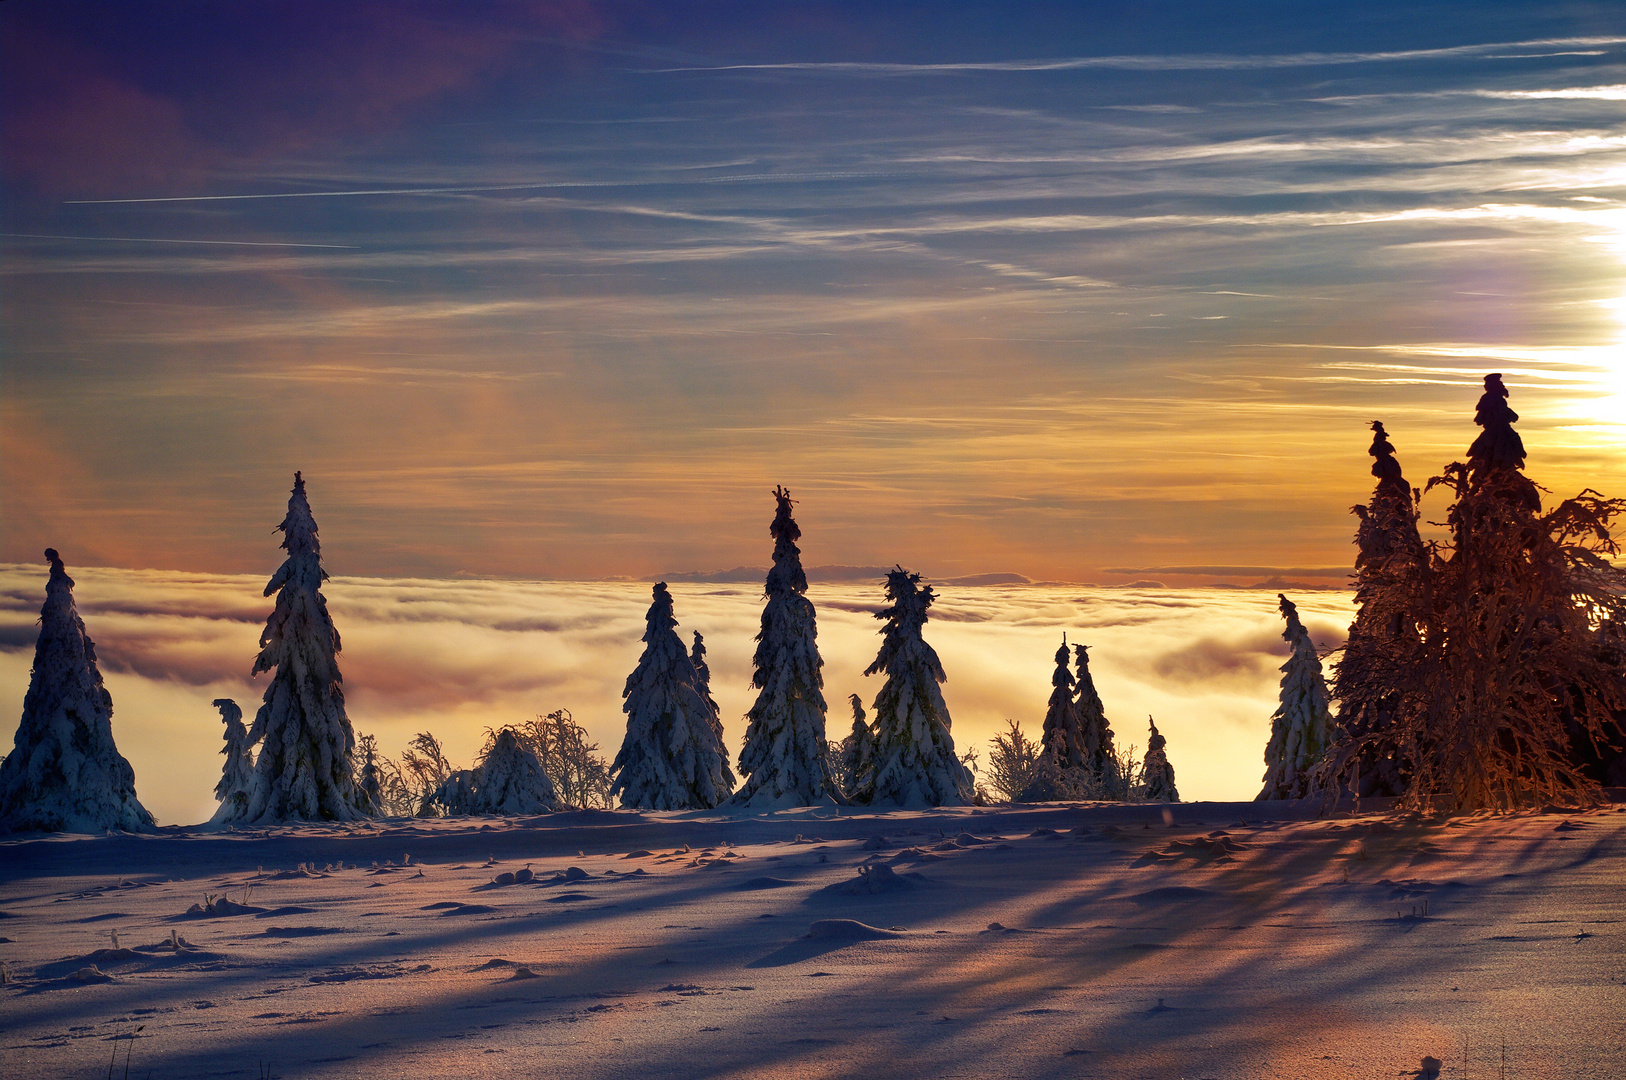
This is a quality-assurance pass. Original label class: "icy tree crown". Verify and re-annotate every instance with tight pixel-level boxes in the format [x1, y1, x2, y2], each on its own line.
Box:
[1467, 372, 1527, 476]
[764, 485, 808, 596]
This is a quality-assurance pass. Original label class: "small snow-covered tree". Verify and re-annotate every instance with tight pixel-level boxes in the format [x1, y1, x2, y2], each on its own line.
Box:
[0, 549, 154, 833]
[209, 698, 256, 825]
[611, 583, 736, 810]
[836, 693, 877, 797]
[987, 718, 1042, 801]
[1139, 716, 1179, 802]
[1258, 594, 1334, 801]
[354, 733, 382, 816]
[1019, 637, 1096, 801]
[733, 487, 841, 807]
[1073, 643, 1123, 797]
[458, 727, 559, 815]
[857, 568, 974, 807]
[1329, 420, 1428, 797]
[242, 473, 369, 822]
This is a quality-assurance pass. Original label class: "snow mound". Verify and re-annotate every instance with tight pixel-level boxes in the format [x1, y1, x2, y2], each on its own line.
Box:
[860, 835, 893, 850]
[807, 920, 906, 942]
[736, 876, 798, 890]
[818, 863, 927, 896]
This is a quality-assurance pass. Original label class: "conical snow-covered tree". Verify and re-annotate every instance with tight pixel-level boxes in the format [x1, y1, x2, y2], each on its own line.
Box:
[690, 631, 728, 749]
[610, 583, 736, 810]
[837, 693, 877, 797]
[209, 698, 256, 825]
[465, 728, 559, 815]
[1039, 636, 1086, 769]
[1257, 594, 1334, 801]
[1074, 643, 1123, 796]
[242, 473, 368, 823]
[0, 550, 154, 833]
[1329, 421, 1427, 797]
[1139, 716, 1179, 802]
[355, 733, 382, 816]
[733, 487, 840, 807]
[857, 568, 973, 807]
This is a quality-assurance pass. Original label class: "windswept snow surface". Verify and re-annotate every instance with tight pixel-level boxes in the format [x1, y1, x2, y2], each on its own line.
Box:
[2, 800, 1623, 1079]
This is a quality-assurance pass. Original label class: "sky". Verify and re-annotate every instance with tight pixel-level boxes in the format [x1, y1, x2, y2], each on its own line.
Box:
[2, 1, 1623, 584]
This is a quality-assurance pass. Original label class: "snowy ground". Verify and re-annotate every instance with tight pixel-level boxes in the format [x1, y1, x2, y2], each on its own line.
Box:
[2, 800, 1622, 1080]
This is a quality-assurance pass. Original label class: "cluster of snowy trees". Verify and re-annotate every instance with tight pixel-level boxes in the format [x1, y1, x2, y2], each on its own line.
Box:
[974, 637, 1179, 804]
[1258, 376, 1626, 811]
[607, 489, 979, 810]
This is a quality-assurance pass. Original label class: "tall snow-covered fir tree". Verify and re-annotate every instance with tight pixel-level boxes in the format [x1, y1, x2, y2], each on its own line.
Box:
[242, 473, 369, 823]
[837, 693, 877, 798]
[1257, 594, 1334, 801]
[0, 550, 154, 833]
[610, 583, 736, 810]
[1329, 421, 1427, 797]
[732, 487, 841, 807]
[1139, 716, 1180, 802]
[1074, 643, 1122, 796]
[857, 568, 973, 807]
[209, 698, 256, 825]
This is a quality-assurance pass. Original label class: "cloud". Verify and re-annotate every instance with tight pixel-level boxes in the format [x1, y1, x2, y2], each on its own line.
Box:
[642, 38, 1626, 76]
[0, 564, 1352, 826]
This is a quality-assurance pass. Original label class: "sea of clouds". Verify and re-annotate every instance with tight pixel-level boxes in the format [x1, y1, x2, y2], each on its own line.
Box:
[0, 564, 1352, 826]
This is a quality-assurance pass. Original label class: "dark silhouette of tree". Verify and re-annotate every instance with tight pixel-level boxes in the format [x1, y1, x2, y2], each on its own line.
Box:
[209, 698, 255, 825]
[1331, 375, 1626, 812]
[1330, 421, 1428, 797]
[837, 693, 877, 798]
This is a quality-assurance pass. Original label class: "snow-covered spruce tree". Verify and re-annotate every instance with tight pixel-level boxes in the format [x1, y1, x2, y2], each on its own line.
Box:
[354, 733, 382, 816]
[1073, 643, 1124, 797]
[1139, 716, 1180, 803]
[1328, 421, 1429, 797]
[1257, 594, 1334, 801]
[610, 583, 736, 810]
[690, 631, 730, 752]
[461, 727, 559, 815]
[732, 487, 841, 807]
[837, 693, 877, 797]
[1018, 637, 1094, 801]
[857, 568, 974, 807]
[1357, 374, 1626, 812]
[0, 550, 154, 833]
[209, 698, 256, 825]
[242, 472, 368, 823]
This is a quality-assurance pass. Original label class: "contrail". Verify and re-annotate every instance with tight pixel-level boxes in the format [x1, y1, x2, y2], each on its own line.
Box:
[2, 232, 358, 249]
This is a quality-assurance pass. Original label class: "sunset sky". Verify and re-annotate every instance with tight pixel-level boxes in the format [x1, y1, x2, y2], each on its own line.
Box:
[4, 1, 1623, 584]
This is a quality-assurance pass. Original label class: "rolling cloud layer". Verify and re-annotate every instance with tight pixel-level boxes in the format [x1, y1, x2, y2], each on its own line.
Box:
[0, 562, 1350, 826]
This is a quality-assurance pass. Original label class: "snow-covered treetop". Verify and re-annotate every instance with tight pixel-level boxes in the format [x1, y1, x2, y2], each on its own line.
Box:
[1147, 715, 1167, 754]
[254, 471, 340, 678]
[849, 692, 865, 723]
[764, 485, 808, 597]
[1367, 420, 1410, 501]
[1277, 593, 1305, 642]
[1468, 372, 1527, 476]
[212, 698, 243, 726]
[865, 567, 939, 679]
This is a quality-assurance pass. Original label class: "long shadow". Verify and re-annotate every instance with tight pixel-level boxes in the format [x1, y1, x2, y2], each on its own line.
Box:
[4, 800, 1621, 1079]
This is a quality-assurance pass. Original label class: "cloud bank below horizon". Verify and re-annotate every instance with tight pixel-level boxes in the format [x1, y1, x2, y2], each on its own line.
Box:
[0, 563, 1351, 827]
